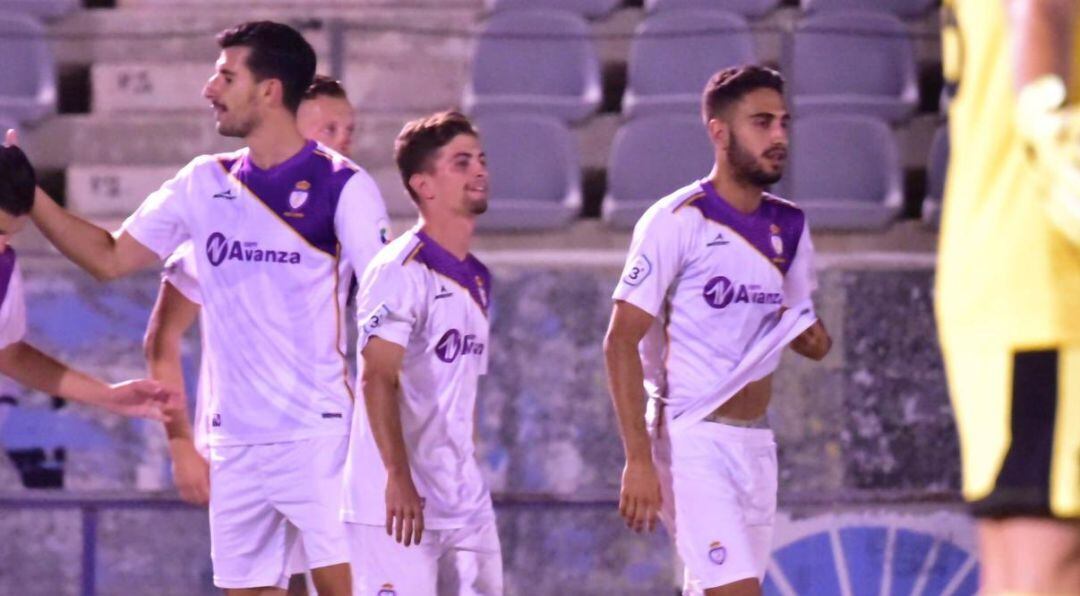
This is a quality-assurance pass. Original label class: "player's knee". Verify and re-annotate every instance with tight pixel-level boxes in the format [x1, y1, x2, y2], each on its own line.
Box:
[703, 577, 761, 596]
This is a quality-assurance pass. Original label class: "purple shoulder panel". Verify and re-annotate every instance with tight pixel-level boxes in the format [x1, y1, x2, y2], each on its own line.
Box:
[692, 180, 804, 274]
[0, 247, 15, 307]
[413, 231, 490, 315]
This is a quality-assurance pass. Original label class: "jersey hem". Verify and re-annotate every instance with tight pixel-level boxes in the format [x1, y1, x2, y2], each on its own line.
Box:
[206, 426, 349, 447]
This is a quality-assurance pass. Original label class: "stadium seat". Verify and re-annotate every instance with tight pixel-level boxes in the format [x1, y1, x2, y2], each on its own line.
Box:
[474, 114, 581, 231]
[801, 0, 937, 19]
[0, 14, 57, 125]
[645, 0, 781, 19]
[486, 0, 622, 19]
[790, 11, 918, 122]
[922, 122, 948, 228]
[784, 114, 903, 230]
[623, 9, 756, 119]
[463, 10, 602, 123]
[0, 0, 79, 21]
[602, 114, 714, 229]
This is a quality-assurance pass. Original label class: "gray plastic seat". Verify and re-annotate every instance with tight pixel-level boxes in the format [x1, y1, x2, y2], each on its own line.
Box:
[802, 0, 937, 19]
[0, 14, 57, 124]
[602, 115, 714, 229]
[487, 0, 622, 19]
[623, 10, 756, 119]
[645, 0, 781, 19]
[922, 122, 948, 228]
[464, 10, 601, 123]
[786, 114, 902, 230]
[0, 0, 78, 20]
[474, 114, 581, 231]
[790, 11, 917, 122]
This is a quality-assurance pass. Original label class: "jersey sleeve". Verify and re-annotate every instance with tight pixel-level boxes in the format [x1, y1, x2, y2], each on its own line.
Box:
[355, 257, 422, 351]
[0, 265, 27, 349]
[335, 169, 392, 277]
[119, 157, 204, 259]
[612, 205, 687, 316]
[783, 220, 818, 306]
[162, 242, 202, 305]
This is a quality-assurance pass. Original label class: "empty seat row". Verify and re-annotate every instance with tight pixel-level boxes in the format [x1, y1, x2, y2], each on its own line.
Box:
[0, 14, 56, 126]
[465, 9, 920, 125]
[472, 112, 910, 232]
[486, 0, 938, 19]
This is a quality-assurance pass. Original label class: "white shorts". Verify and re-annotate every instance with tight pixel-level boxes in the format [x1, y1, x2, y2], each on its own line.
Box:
[652, 419, 778, 594]
[346, 518, 503, 595]
[209, 435, 350, 589]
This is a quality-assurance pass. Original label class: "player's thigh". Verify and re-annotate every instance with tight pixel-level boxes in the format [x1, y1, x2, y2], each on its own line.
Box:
[702, 578, 761, 596]
[438, 520, 504, 596]
[985, 517, 1080, 592]
[209, 444, 292, 590]
[346, 522, 439, 595]
[266, 435, 351, 569]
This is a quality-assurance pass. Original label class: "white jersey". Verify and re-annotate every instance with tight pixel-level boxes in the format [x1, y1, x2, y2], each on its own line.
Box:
[612, 179, 817, 420]
[161, 243, 211, 456]
[343, 227, 494, 530]
[0, 247, 26, 350]
[121, 141, 391, 446]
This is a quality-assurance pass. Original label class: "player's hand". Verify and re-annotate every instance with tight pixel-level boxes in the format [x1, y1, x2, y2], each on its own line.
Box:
[1016, 75, 1080, 247]
[385, 471, 425, 547]
[100, 379, 179, 422]
[4, 129, 17, 147]
[791, 320, 831, 361]
[619, 459, 662, 533]
[169, 438, 210, 506]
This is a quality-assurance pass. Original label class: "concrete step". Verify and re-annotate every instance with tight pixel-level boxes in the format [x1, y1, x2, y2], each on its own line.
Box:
[92, 56, 468, 114]
[116, 0, 482, 8]
[48, 6, 480, 66]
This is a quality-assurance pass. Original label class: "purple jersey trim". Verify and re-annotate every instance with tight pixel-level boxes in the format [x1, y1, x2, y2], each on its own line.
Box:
[692, 180, 804, 275]
[0, 247, 15, 307]
[216, 141, 358, 257]
[412, 231, 491, 316]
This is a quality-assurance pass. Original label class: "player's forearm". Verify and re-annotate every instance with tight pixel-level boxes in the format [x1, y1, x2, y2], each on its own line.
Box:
[145, 344, 192, 441]
[603, 335, 653, 463]
[1009, 0, 1078, 89]
[362, 371, 413, 478]
[0, 341, 111, 404]
[30, 187, 127, 281]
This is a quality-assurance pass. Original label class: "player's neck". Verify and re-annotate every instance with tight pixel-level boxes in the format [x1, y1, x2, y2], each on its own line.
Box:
[418, 214, 475, 261]
[708, 166, 764, 214]
[244, 119, 308, 171]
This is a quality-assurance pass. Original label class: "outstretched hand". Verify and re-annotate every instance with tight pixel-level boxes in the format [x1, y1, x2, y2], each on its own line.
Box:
[101, 379, 181, 422]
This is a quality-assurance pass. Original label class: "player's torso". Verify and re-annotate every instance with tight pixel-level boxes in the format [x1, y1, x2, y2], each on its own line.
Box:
[186, 144, 358, 443]
[0, 248, 23, 342]
[938, 0, 1080, 346]
[647, 188, 801, 401]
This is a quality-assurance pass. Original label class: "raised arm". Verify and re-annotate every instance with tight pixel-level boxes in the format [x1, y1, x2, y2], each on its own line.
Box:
[361, 336, 424, 547]
[144, 280, 207, 505]
[0, 340, 176, 421]
[1009, 0, 1078, 89]
[603, 299, 662, 533]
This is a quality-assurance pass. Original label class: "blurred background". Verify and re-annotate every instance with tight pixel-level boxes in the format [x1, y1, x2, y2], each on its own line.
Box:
[0, 0, 971, 594]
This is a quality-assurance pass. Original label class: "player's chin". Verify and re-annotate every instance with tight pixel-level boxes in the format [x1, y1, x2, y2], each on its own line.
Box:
[468, 199, 489, 215]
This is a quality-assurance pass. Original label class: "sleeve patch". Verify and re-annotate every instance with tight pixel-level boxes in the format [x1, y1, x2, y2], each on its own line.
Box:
[362, 303, 392, 334]
[621, 254, 653, 287]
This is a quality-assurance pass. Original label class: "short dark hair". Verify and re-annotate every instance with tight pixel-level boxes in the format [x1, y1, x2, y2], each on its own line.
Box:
[394, 111, 478, 203]
[303, 75, 347, 101]
[0, 145, 36, 217]
[702, 65, 785, 122]
[217, 21, 317, 114]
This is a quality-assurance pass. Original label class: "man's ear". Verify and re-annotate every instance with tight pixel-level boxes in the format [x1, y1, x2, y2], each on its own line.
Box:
[408, 172, 429, 202]
[706, 116, 728, 150]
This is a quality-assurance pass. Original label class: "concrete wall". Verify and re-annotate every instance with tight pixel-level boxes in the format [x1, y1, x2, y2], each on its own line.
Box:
[0, 252, 975, 594]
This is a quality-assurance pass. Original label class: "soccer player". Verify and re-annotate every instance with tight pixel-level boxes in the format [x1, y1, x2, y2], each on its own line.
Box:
[143, 75, 366, 596]
[938, 0, 1080, 591]
[342, 111, 502, 595]
[0, 143, 176, 421]
[20, 21, 390, 595]
[604, 66, 831, 596]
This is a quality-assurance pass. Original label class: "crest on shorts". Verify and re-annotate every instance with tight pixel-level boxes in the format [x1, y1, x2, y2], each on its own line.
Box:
[708, 541, 727, 565]
[288, 180, 311, 211]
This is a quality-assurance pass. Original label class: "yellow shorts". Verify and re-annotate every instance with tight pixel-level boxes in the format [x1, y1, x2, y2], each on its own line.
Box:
[942, 342, 1080, 519]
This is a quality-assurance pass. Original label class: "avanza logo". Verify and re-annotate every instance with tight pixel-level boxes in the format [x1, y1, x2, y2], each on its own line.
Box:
[205, 232, 301, 267]
[434, 329, 485, 363]
[703, 276, 782, 309]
